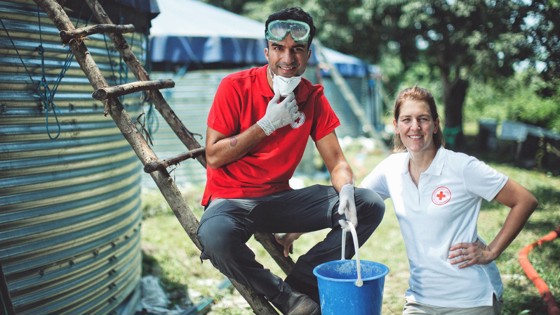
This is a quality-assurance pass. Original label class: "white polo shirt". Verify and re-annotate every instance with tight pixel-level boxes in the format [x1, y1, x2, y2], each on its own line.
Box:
[361, 147, 508, 307]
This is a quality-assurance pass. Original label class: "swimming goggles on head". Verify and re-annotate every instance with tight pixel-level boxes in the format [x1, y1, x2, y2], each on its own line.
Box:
[266, 19, 310, 42]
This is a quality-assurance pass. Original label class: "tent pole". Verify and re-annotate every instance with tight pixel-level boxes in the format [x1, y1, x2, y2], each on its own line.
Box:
[314, 40, 387, 153]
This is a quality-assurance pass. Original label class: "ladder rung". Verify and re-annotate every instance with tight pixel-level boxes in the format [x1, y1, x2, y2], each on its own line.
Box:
[92, 79, 175, 100]
[144, 147, 206, 173]
[60, 24, 135, 44]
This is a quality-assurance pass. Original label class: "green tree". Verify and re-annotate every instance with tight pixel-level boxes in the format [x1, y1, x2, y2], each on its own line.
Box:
[524, 0, 560, 98]
[339, 0, 535, 150]
[317, 0, 558, 148]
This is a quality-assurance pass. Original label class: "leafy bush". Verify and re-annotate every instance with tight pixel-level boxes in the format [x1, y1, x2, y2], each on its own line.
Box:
[466, 73, 560, 132]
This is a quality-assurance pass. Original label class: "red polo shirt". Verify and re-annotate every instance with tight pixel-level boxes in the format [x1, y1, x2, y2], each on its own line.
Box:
[202, 65, 340, 206]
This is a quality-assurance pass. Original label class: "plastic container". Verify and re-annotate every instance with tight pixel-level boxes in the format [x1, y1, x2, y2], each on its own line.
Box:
[313, 221, 389, 315]
[313, 260, 389, 315]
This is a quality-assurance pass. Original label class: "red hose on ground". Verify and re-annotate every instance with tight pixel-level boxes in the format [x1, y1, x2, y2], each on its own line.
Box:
[518, 226, 560, 315]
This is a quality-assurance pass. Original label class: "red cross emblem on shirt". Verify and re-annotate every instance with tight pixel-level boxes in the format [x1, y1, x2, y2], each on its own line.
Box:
[432, 186, 451, 205]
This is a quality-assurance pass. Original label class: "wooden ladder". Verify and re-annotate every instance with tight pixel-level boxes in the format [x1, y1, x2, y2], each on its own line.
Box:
[33, 0, 293, 314]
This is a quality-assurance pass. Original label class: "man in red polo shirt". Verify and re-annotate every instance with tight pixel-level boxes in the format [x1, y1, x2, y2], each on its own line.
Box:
[197, 7, 385, 315]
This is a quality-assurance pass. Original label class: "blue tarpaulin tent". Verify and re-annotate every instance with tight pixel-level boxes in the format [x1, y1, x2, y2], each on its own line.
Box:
[149, 0, 266, 67]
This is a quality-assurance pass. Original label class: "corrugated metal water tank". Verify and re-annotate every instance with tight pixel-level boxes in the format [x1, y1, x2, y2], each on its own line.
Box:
[0, 1, 147, 314]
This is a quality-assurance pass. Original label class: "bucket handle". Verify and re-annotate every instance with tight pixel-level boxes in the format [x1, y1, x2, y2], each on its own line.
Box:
[340, 220, 363, 287]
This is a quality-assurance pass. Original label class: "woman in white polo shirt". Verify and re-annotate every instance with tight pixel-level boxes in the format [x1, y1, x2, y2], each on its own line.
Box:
[361, 86, 538, 314]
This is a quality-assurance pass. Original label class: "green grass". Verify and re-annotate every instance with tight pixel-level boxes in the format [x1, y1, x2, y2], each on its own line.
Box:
[140, 141, 560, 315]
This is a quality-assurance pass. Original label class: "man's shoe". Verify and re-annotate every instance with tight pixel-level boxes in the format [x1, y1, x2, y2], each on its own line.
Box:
[283, 291, 321, 315]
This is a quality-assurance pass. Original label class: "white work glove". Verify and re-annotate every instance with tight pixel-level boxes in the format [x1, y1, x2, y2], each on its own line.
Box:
[257, 86, 299, 136]
[337, 184, 358, 228]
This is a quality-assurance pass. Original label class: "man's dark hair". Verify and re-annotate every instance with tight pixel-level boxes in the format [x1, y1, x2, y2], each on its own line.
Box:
[265, 7, 316, 48]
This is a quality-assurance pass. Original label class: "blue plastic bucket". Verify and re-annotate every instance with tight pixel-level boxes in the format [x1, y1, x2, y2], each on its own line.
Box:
[313, 260, 389, 315]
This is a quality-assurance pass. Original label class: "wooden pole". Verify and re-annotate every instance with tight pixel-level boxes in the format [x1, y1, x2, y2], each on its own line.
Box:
[92, 79, 175, 100]
[144, 147, 206, 173]
[59, 24, 135, 44]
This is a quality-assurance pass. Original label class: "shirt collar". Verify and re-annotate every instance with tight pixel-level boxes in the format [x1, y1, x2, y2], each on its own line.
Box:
[429, 147, 446, 176]
[402, 147, 446, 176]
[257, 65, 271, 96]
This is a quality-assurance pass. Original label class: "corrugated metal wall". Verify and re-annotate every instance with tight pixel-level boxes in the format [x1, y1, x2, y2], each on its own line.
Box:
[0, 0, 146, 314]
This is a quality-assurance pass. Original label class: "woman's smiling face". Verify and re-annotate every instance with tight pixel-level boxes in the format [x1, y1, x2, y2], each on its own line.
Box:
[394, 99, 440, 153]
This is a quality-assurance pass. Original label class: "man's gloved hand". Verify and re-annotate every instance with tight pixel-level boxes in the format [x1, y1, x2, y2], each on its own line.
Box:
[337, 184, 357, 228]
[257, 85, 299, 136]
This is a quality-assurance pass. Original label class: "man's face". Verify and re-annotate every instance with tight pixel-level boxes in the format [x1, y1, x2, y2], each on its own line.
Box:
[265, 34, 311, 79]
